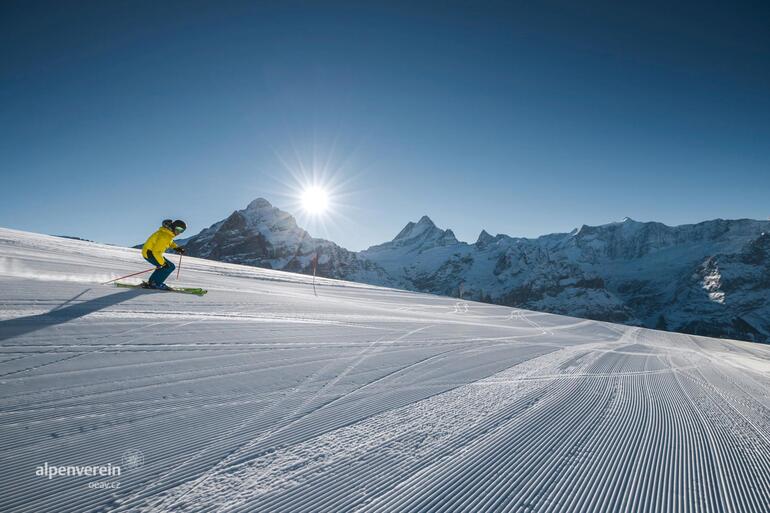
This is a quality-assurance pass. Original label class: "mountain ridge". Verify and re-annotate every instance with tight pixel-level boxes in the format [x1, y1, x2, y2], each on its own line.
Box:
[182, 198, 770, 343]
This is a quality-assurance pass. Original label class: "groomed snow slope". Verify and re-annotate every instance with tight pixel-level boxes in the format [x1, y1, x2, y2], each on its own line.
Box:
[1, 227, 769, 513]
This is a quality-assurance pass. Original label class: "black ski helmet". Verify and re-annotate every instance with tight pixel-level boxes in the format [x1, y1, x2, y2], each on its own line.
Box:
[162, 219, 174, 230]
[171, 220, 187, 234]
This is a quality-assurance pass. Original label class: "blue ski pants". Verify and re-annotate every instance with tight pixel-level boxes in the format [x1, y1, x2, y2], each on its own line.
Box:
[145, 251, 176, 285]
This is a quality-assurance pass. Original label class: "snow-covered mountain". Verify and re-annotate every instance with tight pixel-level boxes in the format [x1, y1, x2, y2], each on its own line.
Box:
[184, 198, 392, 285]
[364, 215, 770, 343]
[184, 200, 770, 343]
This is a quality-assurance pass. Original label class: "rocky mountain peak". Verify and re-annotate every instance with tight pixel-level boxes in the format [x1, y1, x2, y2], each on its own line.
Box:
[417, 215, 435, 226]
[476, 229, 495, 246]
[246, 198, 273, 211]
[393, 215, 438, 241]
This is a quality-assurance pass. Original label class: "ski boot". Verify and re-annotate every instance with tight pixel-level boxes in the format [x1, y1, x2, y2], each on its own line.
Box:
[144, 281, 172, 291]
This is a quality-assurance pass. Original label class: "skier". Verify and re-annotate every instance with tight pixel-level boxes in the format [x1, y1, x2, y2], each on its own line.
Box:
[141, 219, 187, 290]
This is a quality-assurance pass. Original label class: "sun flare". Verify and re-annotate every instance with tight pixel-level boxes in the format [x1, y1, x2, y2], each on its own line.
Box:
[301, 186, 330, 215]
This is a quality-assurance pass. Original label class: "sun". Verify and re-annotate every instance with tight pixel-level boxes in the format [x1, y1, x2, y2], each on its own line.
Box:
[301, 186, 329, 215]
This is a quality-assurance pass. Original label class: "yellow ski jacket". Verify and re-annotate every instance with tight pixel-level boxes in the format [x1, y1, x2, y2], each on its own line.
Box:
[142, 227, 178, 265]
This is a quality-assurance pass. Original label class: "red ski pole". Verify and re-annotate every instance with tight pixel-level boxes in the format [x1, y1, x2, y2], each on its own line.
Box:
[103, 267, 156, 285]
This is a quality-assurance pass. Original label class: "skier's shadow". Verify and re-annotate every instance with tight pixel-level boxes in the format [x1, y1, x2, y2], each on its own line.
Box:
[0, 288, 146, 342]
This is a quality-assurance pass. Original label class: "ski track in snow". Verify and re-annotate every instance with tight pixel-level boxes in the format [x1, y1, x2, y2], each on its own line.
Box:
[0, 228, 769, 513]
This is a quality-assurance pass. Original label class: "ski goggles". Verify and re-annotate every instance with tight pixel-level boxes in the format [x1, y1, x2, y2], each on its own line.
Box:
[174, 226, 186, 234]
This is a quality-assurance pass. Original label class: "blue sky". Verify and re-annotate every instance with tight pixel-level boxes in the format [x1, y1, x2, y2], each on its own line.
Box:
[1, 1, 769, 250]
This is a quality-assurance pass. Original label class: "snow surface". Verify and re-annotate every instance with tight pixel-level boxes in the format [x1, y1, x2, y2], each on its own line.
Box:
[1, 227, 769, 512]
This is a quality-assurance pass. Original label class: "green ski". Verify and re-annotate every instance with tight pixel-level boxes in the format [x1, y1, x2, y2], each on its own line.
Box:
[115, 282, 207, 296]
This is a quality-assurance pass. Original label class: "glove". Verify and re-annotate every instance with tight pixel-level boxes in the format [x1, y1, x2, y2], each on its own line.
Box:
[173, 246, 186, 254]
[161, 260, 172, 269]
